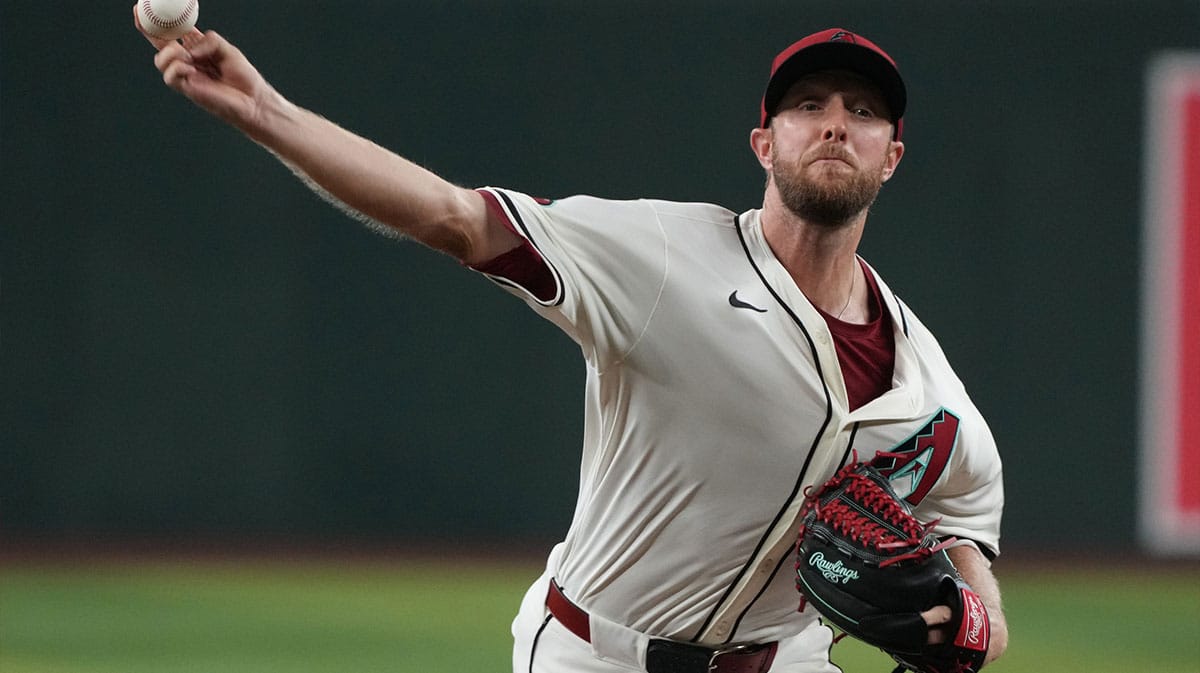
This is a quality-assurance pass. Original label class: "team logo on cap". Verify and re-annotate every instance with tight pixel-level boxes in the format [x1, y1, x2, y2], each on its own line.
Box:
[873, 407, 960, 505]
[829, 30, 855, 44]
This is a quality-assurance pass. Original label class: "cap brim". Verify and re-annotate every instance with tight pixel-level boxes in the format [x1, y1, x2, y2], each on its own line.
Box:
[762, 42, 907, 127]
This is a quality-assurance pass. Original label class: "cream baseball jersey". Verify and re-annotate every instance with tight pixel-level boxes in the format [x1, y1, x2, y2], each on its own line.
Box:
[475, 188, 1003, 656]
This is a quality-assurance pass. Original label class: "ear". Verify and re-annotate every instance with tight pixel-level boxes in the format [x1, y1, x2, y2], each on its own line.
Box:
[880, 140, 905, 183]
[750, 126, 774, 172]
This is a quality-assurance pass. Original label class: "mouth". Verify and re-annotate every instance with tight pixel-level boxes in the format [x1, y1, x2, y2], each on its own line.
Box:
[807, 148, 855, 166]
[810, 156, 854, 170]
[806, 144, 856, 168]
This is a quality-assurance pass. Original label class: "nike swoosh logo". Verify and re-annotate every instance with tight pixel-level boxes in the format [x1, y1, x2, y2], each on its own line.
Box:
[728, 291, 767, 313]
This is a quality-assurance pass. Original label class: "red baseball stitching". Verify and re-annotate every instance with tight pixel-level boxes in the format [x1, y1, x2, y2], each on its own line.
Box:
[141, 0, 197, 29]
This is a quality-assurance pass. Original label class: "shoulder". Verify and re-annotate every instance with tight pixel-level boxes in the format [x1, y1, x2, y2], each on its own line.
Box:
[643, 199, 738, 227]
[516, 190, 734, 223]
[482, 188, 738, 244]
[549, 195, 738, 233]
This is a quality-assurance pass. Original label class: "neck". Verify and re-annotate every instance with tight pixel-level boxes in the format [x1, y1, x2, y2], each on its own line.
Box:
[760, 193, 869, 323]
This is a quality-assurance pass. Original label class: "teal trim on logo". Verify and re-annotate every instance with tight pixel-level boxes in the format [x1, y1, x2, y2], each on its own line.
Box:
[888, 446, 933, 499]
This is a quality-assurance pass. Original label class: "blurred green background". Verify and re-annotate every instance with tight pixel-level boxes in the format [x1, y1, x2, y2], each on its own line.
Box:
[3, 0, 1200, 671]
[2, 559, 1198, 672]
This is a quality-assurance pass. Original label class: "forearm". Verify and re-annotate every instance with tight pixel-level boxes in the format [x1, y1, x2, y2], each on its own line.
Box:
[948, 544, 1008, 665]
[142, 26, 520, 263]
[246, 92, 487, 259]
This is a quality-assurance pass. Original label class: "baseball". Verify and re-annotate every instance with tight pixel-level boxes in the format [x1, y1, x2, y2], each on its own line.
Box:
[136, 0, 199, 40]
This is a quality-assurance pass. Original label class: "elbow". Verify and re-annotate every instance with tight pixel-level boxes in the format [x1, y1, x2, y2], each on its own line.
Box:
[448, 188, 492, 263]
[396, 187, 518, 265]
[447, 188, 521, 266]
[408, 188, 484, 262]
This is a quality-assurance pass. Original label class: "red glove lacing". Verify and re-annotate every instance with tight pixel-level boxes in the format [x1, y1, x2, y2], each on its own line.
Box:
[801, 461, 951, 566]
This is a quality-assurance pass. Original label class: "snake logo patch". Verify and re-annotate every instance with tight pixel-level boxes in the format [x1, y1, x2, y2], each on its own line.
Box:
[873, 408, 960, 505]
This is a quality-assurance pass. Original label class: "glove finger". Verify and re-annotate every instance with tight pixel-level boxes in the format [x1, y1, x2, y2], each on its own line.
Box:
[856, 613, 928, 653]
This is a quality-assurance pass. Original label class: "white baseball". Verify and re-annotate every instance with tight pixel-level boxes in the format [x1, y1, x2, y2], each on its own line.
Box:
[136, 0, 199, 40]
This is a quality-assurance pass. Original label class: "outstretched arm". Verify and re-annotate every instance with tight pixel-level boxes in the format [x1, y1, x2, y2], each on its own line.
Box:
[136, 9, 522, 265]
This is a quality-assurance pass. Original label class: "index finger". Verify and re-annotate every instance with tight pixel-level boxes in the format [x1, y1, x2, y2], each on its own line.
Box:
[921, 605, 953, 645]
[920, 605, 952, 626]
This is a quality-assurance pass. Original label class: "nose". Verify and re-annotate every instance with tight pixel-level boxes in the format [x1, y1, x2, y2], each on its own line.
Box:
[822, 107, 849, 143]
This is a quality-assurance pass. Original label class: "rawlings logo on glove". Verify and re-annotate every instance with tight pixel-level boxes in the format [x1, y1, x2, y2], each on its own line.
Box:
[795, 458, 990, 673]
[808, 552, 861, 584]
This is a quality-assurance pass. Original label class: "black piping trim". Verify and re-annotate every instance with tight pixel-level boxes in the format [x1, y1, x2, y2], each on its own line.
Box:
[726, 426, 865, 639]
[952, 536, 998, 563]
[724, 429, 868, 638]
[488, 275, 531, 294]
[839, 422, 862, 467]
[493, 189, 566, 308]
[727, 549, 793, 638]
[691, 213, 835, 644]
[528, 614, 553, 673]
[894, 293, 910, 337]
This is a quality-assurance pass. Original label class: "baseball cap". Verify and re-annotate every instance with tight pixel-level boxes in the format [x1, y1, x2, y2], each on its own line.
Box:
[760, 28, 906, 139]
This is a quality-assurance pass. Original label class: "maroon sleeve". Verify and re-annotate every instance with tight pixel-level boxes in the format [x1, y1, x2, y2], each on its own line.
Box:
[470, 190, 557, 303]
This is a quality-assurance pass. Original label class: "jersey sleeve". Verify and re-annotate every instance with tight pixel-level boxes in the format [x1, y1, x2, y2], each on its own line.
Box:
[918, 407, 1004, 559]
[899, 306, 1005, 559]
[473, 187, 668, 370]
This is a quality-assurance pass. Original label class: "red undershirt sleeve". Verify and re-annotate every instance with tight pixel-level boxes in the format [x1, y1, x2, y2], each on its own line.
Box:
[469, 190, 558, 303]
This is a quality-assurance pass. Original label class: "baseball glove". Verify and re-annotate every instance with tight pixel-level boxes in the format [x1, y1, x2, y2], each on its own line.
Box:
[794, 458, 990, 673]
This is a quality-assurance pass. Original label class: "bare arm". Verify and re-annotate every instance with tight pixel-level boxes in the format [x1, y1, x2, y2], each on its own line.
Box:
[136, 11, 521, 265]
[919, 544, 1008, 665]
[947, 544, 1008, 665]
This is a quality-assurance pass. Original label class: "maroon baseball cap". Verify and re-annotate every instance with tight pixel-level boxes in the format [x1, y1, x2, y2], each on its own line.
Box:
[760, 28, 906, 139]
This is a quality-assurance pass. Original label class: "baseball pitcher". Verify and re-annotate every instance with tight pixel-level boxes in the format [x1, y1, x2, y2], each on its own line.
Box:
[138, 11, 1008, 672]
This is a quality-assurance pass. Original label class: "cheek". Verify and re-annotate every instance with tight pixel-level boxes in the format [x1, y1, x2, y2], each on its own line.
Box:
[770, 136, 809, 168]
[867, 140, 895, 173]
[768, 119, 818, 156]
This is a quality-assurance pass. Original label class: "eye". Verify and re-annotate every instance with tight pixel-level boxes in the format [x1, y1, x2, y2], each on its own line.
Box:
[797, 102, 822, 112]
[852, 107, 876, 118]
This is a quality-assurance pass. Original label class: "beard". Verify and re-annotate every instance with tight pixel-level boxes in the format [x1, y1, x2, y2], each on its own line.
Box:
[771, 146, 885, 226]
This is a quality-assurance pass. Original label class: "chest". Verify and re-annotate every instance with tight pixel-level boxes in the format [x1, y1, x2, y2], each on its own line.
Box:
[617, 249, 969, 494]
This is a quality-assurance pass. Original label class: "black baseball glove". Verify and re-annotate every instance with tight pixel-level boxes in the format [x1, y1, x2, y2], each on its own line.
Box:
[794, 459, 990, 673]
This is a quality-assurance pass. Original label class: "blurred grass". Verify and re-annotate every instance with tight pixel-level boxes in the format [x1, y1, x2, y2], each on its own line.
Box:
[1, 558, 1197, 672]
[0, 559, 534, 673]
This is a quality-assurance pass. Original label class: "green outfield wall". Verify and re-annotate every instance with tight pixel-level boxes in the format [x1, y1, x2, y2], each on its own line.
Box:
[3, 1, 1199, 552]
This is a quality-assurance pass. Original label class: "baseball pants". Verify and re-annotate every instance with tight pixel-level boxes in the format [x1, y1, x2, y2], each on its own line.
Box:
[511, 568, 843, 673]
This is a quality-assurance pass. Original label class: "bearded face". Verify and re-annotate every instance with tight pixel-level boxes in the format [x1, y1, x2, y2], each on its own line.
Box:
[770, 142, 887, 226]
